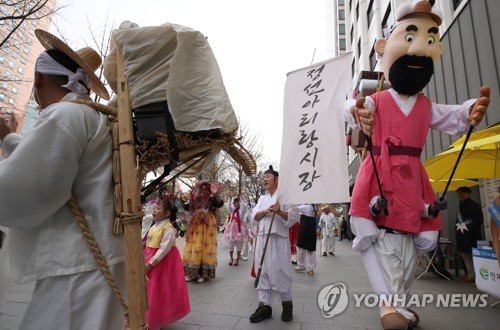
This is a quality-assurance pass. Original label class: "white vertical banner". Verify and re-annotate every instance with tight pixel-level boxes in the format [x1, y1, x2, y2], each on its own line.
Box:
[277, 54, 352, 204]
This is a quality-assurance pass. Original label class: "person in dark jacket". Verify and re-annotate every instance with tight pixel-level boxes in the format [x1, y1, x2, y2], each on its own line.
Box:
[455, 186, 484, 282]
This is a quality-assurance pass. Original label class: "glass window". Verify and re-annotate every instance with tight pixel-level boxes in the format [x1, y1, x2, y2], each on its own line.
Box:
[8, 97, 15, 104]
[370, 45, 377, 70]
[14, 40, 21, 49]
[17, 66, 24, 74]
[382, 4, 393, 30]
[2, 82, 8, 90]
[27, 38, 32, 45]
[339, 39, 346, 51]
[5, 71, 11, 78]
[6, 108, 12, 114]
[20, 57, 27, 64]
[0, 55, 4, 63]
[14, 76, 21, 83]
[12, 87, 18, 94]
[17, 31, 25, 39]
[367, 0, 374, 26]
[0, 93, 4, 100]
[29, 28, 35, 36]
[453, 0, 463, 10]
[8, 61, 15, 68]
[11, 50, 18, 58]
[339, 24, 346, 35]
[338, 9, 345, 20]
[23, 47, 29, 55]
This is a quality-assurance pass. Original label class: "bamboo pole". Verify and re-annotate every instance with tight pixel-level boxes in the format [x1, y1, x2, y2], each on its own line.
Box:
[115, 40, 148, 329]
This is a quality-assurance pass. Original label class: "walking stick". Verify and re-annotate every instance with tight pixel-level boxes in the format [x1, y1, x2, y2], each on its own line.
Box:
[319, 231, 323, 257]
[355, 96, 388, 216]
[432, 125, 474, 218]
[254, 212, 276, 288]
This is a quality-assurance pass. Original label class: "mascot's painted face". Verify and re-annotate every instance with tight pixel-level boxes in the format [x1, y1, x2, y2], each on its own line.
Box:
[376, 15, 443, 95]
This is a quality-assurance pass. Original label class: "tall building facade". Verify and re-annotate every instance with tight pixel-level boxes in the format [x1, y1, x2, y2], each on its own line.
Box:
[339, 0, 500, 244]
[0, 1, 56, 133]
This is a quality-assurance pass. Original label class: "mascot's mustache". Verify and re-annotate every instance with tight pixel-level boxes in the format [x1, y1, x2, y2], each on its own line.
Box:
[389, 55, 434, 95]
[398, 55, 433, 69]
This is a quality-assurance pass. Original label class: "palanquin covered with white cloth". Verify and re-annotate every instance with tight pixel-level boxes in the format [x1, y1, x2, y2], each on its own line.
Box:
[103, 21, 255, 182]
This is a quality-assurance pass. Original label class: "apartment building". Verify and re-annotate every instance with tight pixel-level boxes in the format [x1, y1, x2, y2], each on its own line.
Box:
[0, 1, 55, 133]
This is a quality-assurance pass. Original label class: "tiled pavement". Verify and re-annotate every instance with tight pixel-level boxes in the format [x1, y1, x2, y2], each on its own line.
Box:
[1, 234, 499, 329]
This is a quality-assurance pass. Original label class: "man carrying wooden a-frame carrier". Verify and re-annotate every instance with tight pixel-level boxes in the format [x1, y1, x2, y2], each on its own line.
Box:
[0, 29, 127, 329]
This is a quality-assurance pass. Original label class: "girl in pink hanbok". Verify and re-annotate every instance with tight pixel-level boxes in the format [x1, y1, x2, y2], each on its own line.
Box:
[144, 199, 190, 329]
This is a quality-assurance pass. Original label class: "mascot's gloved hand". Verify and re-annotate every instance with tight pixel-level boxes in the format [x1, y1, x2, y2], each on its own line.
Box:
[430, 198, 447, 218]
[370, 196, 388, 217]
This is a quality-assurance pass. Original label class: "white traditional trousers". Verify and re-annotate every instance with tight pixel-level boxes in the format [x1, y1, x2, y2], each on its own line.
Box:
[255, 233, 293, 304]
[297, 247, 316, 271]
[322, 233, 335, 253]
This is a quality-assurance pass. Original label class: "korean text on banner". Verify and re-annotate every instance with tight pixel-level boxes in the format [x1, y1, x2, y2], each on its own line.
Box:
[472, 248, 500, 299]
[277, 54, 353, 205]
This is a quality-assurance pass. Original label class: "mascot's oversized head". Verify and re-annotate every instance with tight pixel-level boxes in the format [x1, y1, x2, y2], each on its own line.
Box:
[375, 0, 443, 96]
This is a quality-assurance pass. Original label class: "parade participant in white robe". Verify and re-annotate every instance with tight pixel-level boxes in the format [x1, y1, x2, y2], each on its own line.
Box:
[320, 206, 337, 256]
[344, 2, 489, 329]
[240, 202, 254, 260]
[249, 166, 299, 323]
[0, 30, 126, 329]
[0, 226, 9, 313]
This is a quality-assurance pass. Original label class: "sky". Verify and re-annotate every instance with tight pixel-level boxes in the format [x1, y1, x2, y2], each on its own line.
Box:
[53, 0, 335, 164]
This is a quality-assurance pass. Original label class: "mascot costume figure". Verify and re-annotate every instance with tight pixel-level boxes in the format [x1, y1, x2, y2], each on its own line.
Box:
[344, 1, 490, 329]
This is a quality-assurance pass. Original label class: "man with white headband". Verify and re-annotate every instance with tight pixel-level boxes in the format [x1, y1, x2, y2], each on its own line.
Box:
[0, 30, 126, 329]
[344, 1, 489, 329]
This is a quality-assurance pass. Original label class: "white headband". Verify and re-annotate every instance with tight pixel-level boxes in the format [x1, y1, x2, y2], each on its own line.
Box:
[36, 51, 90, 95]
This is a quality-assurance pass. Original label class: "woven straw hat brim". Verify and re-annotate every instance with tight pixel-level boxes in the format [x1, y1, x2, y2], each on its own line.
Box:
[35, 29, 110, 100]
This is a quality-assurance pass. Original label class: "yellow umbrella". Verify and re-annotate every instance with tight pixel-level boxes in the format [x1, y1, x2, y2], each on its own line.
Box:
[424, 134, 500, 181]
[429, 179, 479, 193]
[451, 125, 500, 147]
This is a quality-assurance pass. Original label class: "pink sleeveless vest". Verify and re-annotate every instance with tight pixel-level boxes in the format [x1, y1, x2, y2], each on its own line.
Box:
[350, 90, 441, 234]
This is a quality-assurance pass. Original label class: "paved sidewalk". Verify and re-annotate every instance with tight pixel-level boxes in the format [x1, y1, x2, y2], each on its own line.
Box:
[1, 235, 499, 329]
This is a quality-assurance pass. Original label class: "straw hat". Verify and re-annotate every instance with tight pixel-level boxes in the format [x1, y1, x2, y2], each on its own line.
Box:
[35, 29, 110, 100]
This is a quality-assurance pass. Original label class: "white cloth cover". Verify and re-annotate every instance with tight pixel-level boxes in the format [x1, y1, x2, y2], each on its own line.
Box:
[104, 21, 239, 134]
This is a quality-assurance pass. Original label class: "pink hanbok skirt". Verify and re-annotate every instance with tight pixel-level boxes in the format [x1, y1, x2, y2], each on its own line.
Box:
[144, 246, 190, 328]
[222, 219, 250, 243]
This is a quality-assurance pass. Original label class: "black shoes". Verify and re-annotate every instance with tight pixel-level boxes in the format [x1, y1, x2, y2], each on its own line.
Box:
[322, 252, 327, 256]
[250, 302, 272, 323]
[281, 301, 293, 322]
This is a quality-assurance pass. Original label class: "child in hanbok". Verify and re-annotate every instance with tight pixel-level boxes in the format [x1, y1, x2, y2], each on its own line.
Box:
[223, 197, 250, 266]
[144, 199, 190, 328]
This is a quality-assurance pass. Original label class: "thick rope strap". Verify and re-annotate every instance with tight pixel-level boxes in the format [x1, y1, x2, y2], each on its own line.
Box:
[71, 99, 118, 117]
[113, 211, 145, 235]
[67, 196, 129, 315]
